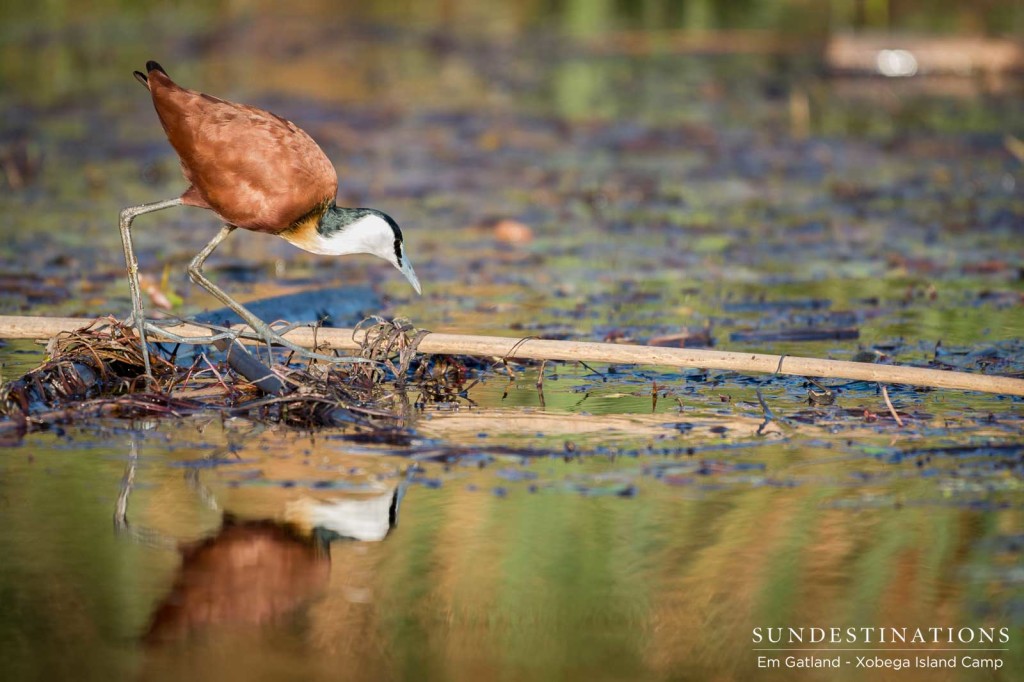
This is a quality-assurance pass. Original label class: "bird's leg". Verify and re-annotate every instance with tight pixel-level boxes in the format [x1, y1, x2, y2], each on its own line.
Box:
[188, 225, 370, 363]
[119, 197, 183, 380]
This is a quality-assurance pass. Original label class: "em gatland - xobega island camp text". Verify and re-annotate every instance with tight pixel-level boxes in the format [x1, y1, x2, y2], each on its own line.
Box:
[757, 655, 1003, 671]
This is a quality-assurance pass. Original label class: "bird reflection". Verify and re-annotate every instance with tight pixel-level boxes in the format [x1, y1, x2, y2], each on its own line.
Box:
[144, 517, 330, 643]
[143, 486, 402, 643]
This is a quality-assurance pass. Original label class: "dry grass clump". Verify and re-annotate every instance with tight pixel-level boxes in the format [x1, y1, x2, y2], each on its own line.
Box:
[0, 316, 478, 443]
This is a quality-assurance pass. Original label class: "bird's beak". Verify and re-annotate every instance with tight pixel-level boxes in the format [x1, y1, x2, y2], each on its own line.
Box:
[399, 256, 421, 295]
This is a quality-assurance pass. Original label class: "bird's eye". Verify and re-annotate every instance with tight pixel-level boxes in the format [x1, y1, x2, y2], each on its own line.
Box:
[394, 238, 403, 263]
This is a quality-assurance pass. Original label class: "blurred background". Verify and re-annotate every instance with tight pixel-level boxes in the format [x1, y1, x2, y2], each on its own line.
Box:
[1, 1, 1021, 327]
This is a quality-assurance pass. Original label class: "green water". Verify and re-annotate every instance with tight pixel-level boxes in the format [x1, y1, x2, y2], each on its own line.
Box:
[1, 1, 1022, 680]
[2, 398, 1021, 681]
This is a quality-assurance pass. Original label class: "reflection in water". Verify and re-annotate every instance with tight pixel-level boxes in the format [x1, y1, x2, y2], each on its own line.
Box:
[0, 418, 1020, 679]
[110, 434, 405, 645]
[143, 518, 331, 643]
[142, 487, 403, 644]
[287, 486, 405, 543]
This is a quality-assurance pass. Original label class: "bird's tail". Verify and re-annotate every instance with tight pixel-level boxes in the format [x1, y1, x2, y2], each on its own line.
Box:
[133, 61, 168, 90]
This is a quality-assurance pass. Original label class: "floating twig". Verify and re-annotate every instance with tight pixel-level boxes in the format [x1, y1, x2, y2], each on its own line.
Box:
[881, 384, 904, 427]
[755, 386, 775, 436]
[1, 315, 1023, 396]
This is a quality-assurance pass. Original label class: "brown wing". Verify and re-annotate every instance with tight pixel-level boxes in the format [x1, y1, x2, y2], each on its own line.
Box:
[146, 69, 337, 233]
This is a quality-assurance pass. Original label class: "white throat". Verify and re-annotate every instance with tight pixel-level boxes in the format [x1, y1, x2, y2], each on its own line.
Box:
[283, 214, 397, 260]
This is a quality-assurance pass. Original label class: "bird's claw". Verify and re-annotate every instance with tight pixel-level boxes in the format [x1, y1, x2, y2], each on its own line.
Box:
[138, 317, 374, 365]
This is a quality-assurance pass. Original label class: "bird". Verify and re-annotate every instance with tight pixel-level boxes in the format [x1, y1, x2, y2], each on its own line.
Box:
[120, 60, 420, 377]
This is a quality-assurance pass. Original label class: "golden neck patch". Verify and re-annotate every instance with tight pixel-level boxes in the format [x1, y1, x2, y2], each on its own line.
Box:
[280, 199, 332, 251]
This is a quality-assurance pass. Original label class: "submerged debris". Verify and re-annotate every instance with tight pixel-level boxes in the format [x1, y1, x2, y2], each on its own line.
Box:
[730, 327, 860, 343]
[1, 317, 176, 412]
[0, 316, 486, 442]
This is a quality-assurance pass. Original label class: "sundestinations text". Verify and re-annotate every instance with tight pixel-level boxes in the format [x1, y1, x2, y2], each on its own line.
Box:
[752, 626, 1009, 645]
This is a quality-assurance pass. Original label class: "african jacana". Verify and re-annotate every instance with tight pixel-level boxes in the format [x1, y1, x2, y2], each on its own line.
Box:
[120, 61, 420, 377]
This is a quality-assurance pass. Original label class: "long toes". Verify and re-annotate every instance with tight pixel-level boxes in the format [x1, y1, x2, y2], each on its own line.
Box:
[143, 320, 374, 365]
[141, 321, 217, 345]
[266, 333, 359, 364]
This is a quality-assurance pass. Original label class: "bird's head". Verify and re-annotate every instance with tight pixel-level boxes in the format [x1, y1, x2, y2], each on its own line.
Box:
[307, 206, 421, 294]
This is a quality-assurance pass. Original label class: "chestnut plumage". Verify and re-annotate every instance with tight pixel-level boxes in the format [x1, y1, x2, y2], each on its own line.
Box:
[137, 61, 338, 233]
[119, 61, 420, 377]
